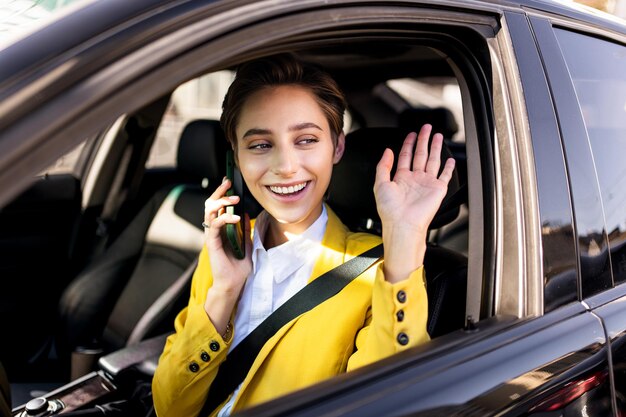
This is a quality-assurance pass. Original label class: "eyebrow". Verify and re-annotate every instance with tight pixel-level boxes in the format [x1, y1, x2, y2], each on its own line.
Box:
[241, 122, 324, 139]
[242, 128, 271, 138]
[289, 122, 323, 132]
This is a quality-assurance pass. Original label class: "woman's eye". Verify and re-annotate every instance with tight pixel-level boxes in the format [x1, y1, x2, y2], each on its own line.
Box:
[298, 137, 319, 145]
[248, 142, 271, 150]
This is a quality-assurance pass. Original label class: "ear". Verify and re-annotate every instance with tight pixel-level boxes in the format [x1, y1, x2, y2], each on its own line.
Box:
[333, 132, 346, 164]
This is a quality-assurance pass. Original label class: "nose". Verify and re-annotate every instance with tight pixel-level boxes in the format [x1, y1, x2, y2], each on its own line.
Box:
[271, 145, 298, 177]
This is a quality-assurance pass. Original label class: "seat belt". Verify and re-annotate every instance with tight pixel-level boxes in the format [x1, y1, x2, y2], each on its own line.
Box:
[199, 243, 384, 417]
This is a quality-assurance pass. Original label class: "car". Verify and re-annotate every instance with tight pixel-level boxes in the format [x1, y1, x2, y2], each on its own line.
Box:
[1, 0, 626, 416]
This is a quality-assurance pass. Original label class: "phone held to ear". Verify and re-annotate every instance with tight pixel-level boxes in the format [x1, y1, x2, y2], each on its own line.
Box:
[225, 150, 245, 259]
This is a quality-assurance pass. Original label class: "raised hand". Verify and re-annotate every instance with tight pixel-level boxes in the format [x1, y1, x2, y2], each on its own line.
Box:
[374, 124, 455, 283]
[203, 178, 252, 333]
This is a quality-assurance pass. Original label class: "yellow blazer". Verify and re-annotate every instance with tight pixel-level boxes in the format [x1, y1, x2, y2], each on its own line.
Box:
[152, 207, 429, 417]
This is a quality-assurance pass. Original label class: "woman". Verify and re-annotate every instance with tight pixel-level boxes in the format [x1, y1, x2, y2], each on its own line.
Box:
[152, 55, 455, 417]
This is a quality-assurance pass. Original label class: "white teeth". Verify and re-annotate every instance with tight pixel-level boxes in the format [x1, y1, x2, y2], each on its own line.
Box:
[269, 182, 307, 195]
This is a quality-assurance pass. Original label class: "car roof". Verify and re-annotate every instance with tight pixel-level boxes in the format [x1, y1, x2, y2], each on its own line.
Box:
[0, 0, 623, 83]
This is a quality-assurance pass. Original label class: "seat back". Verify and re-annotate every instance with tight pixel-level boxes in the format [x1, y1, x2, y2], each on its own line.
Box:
[59, 120, 228, 356]
[327, 127, 468, 337]
[398, 107, 459, 139]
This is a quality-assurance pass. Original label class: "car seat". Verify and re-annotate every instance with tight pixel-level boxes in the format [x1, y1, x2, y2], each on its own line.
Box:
[327, 127, 468, 337]
[57, 120, 228, 370]
[398, 107, 459, 140]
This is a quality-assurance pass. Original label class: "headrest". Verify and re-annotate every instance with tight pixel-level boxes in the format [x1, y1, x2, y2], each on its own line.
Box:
[327, 127, 463, 233]
[398, 107, 458, 139]
[176, 120, 229, 183]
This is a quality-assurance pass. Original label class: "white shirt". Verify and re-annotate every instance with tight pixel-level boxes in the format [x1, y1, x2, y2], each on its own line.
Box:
[217, 206, 328, 417]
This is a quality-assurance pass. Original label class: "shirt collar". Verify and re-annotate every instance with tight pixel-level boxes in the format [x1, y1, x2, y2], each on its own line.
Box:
[251, 206, 328, 283]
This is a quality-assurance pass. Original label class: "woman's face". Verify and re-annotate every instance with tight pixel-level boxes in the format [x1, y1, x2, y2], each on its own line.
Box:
[235, 85, 344, 235]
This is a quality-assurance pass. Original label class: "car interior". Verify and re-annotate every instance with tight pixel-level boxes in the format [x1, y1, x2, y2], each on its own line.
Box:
[1, 33, 488, 413]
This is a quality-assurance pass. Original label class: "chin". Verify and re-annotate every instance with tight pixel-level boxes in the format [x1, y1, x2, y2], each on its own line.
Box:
[268, 206, 319, 227]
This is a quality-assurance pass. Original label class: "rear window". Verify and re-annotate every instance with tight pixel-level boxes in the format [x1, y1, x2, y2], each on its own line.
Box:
[555, 28, 626, 284]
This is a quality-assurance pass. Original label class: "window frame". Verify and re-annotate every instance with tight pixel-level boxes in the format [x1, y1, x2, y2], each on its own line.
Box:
[70, 5, 503, 326]
[505, 12, 580, 314]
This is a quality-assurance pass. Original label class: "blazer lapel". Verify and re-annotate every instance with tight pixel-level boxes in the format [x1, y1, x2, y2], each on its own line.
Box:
[308, 205, 348, 283]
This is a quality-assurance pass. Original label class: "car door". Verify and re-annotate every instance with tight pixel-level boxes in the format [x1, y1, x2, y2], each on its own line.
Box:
[0, 1, 617, 415]
[529, 11, 626, 416]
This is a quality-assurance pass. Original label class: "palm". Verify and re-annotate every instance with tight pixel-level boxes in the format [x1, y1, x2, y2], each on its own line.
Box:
[374, 126, 455, 234]
[376, 168, 449, 232]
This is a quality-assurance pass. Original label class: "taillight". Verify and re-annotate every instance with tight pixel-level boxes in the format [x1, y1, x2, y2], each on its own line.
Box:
[530, 370, 607, 412]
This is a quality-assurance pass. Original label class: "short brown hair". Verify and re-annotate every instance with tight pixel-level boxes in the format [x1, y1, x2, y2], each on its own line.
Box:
[220, 54, 346, 149]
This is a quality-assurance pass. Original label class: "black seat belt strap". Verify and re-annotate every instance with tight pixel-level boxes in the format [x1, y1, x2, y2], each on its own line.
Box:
[199, 243, 383, 417]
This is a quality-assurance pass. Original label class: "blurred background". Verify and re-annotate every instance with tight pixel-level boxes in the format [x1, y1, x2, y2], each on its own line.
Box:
[578, 0, 626, 16]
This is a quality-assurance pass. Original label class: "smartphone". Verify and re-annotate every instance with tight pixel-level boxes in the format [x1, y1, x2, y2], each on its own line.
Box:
[225, 150, 245, 259]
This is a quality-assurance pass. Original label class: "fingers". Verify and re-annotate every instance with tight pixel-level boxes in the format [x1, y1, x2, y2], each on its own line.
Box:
[204, 178, 240, 232]
[204, 196, 239, 225]
[425, 133, 444, 176]
[401, 124, 446, 177]
[438, 158, 456, 184]
[203, 209, 241, 246]
[208, 212, 241, 231]
[202, 178, 250, 263]
[396, 132, 417, 171]
[412, 124, 432, 172]
[374, 148, 394, 189]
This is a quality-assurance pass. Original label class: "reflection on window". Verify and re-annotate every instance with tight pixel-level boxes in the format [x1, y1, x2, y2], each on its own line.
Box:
[555, 28, 626, 283]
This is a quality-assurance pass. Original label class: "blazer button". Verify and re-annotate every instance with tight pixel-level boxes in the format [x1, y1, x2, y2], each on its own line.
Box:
[397, 290, 407, 303]
[396, 310, 405, 322]
[209, 340, 220, 352]
[189, 361, 200, 372]
[200, 351, 210, 362]
[397, 332, 409, 346]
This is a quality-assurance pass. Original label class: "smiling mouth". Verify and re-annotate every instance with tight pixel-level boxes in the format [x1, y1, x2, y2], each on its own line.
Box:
[268, 181, 309, 196]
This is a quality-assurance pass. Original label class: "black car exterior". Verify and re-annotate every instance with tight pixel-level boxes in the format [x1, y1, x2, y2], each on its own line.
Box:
[1, 0, 626, 416]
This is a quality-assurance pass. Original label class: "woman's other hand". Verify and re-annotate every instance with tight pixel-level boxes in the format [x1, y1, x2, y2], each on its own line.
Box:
[202, 178, 252, 334]
[374, 124, 455, 283]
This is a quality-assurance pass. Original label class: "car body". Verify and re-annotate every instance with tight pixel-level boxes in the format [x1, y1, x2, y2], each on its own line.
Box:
[1, 0, 626, 416]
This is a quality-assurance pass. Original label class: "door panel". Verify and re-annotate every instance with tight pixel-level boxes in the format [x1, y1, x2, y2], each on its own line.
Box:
[0, 174, 81, 379]
[239, 313, 612, 416]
